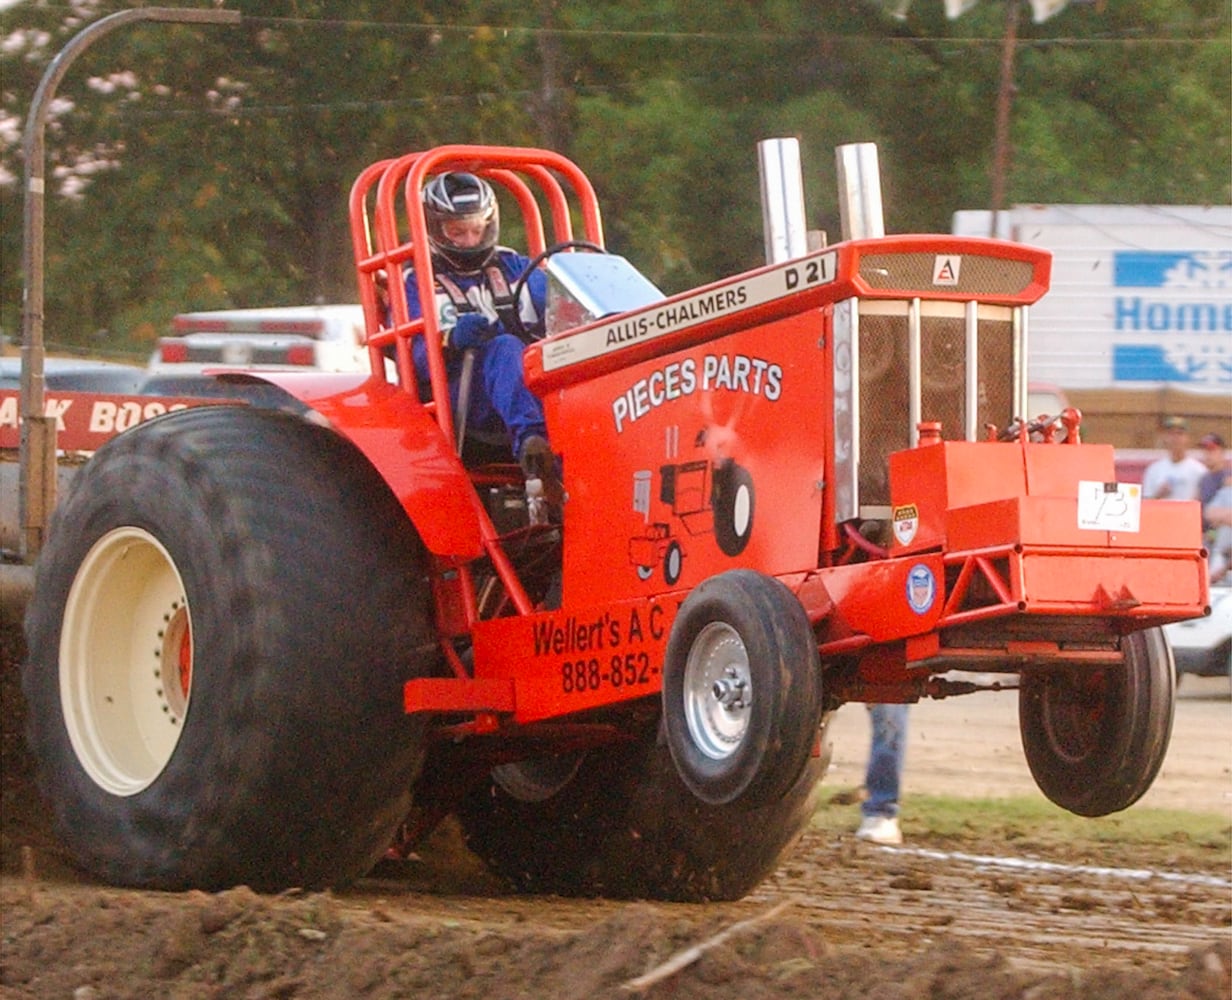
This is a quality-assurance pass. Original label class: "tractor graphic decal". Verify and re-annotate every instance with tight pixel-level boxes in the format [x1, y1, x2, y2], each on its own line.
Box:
[627, 426, 755, 584]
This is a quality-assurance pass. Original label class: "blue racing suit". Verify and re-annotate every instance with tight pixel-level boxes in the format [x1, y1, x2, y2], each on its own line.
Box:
[405, 248, 549, 457]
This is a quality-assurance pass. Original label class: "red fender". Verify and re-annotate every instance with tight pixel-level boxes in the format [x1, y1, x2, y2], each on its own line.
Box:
[235, 372, 485, 560]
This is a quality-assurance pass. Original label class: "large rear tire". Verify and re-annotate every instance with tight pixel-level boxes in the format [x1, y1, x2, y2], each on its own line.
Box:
[23, 406, 436, 890]
[455, 714, 829, 902]
[1019, 627, 1174, 817]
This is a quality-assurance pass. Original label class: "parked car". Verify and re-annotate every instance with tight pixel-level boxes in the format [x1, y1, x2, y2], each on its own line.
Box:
[0, 356, 145, 393]
[147, 305, 367, 376]
[1165, 580, 1232, 680]
[1027, 381, 1070, 421]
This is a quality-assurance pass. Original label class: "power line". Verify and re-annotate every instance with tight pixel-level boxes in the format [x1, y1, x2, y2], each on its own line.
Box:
[4, 6, 1225, 47]
[85, 82, 650, 121]
[219, 13, 1232, 47]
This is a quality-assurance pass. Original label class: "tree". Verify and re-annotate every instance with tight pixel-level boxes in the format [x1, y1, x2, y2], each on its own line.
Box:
[1, 0, 1227, 353]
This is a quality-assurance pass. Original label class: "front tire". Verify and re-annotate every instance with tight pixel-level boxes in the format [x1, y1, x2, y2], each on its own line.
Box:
[24, 406, 436, 890]
[662, 570, 824, 807]
[1019, 627, 1174, 817]
[456, 713, 830, 902]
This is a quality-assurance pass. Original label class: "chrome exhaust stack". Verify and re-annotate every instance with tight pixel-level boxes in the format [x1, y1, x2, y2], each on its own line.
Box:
[756, 138, 810, 265]
[835, 142, 886, 240]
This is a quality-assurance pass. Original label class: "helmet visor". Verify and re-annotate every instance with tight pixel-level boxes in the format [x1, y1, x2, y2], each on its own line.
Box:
[440, 214, 495, 252]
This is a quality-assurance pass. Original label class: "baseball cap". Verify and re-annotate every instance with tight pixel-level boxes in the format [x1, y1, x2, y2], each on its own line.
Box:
[1198, 432, 1226, 449]
[1161, 416, 1187, 431]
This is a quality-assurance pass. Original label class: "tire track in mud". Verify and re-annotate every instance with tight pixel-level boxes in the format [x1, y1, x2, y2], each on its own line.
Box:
[751, 834, 1232, 970]
[342, 826, 1230, 977]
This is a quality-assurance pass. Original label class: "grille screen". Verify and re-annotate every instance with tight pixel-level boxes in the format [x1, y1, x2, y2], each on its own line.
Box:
[859, 253, 1035, 297]
[858, 310, 1014, 507]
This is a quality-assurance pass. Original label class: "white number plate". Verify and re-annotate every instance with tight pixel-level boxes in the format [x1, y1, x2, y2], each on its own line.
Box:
[1077, 480, 1141, 532]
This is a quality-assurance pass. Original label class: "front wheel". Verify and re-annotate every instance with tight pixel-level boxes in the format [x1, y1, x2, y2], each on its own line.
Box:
[662, 570, 824, 807]
[23, 406, 437, 890]
[456, 713, 830, 902]
[1019, 627, 1174, 817]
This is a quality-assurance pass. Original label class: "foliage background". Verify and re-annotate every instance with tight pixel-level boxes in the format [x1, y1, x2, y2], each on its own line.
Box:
[0, 0, 1228, 356]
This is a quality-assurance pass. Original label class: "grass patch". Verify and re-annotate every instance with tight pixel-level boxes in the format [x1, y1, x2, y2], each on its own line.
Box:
[813, 792, 1232, 871]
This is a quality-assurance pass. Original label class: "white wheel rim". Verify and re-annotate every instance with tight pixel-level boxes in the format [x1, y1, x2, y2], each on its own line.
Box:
[60, 526, 193, 796]
[683, 622, 751, 760]
[731, 484, 751, 538]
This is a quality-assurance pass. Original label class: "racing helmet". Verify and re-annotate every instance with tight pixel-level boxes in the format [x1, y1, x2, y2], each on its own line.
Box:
[423, 172, 499, 271]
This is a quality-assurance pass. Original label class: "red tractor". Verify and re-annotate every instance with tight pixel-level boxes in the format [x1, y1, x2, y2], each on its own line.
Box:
[21, 143, 1208, 901]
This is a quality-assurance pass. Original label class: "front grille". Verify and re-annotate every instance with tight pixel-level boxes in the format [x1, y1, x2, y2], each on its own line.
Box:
[859, 252, 1037, 297]
[859, 312, 910, 505]
[857, 306, 1015, 508]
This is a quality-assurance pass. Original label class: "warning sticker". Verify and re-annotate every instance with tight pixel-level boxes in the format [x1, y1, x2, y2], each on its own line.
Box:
[892, 503, 919, 546]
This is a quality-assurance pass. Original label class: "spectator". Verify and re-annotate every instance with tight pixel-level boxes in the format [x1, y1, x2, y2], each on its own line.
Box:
[1141, 417, 1205, 501]
[1197, 432, 1229, 511]
[1205, 467, 1232, 584]
[856, 703, 908, 845]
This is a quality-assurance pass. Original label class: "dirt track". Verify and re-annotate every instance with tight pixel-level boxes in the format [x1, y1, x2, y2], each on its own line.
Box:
[824, 673, 1232, 814]
[2, 622, 1230, 999]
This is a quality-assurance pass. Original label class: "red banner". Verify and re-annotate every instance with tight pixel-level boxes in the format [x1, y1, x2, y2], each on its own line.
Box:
[0, 390, 234, 453]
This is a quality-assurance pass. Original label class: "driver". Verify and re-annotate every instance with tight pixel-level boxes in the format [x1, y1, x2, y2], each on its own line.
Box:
[404, 171, 554, 488]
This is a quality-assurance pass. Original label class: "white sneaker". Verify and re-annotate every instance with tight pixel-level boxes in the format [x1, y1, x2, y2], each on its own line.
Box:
[856, 815, 902, 845]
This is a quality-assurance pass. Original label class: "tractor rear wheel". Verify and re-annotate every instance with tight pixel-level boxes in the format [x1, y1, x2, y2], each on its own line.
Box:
[23, 406, 436, 891]
[455, 713, 830, 902]
[1019, 627, 1174, 817]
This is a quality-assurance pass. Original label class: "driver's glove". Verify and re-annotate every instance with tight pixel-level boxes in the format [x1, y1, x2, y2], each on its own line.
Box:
[446, 312, 494, 351]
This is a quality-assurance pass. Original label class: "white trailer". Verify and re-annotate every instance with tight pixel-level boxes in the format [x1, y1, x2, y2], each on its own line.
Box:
[953, 204, 1231, 390]
[953, 204, 1232, 446]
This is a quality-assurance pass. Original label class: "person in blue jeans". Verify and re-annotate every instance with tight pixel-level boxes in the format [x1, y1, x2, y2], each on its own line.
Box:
[405, 171, 555, 486]
[857, 703, 908, 845]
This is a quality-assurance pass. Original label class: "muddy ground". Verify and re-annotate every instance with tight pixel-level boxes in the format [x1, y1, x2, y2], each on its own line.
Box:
[2, 620, 1230, 999]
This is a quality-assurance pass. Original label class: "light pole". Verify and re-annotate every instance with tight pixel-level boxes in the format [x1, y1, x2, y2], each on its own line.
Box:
[18, 7, 241, 560]
[988, 0, 1020, 236]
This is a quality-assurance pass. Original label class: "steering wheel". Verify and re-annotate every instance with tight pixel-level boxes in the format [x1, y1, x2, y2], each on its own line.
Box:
[510, 239, 606, 342]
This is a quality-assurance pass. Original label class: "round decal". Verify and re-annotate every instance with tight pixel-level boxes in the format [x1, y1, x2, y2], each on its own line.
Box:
[906, 563, 936, 615]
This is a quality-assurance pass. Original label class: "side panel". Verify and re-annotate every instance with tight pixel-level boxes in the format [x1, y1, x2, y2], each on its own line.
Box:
[545, 312, 831, 608]
[258, 372, 485, 559]
[888, 441, 1119, 554]
[944, 495, 1207, 620]
[471, 595, 678, 723]
[945, 494, 1204, 554]
[805, 554, 946, 642]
